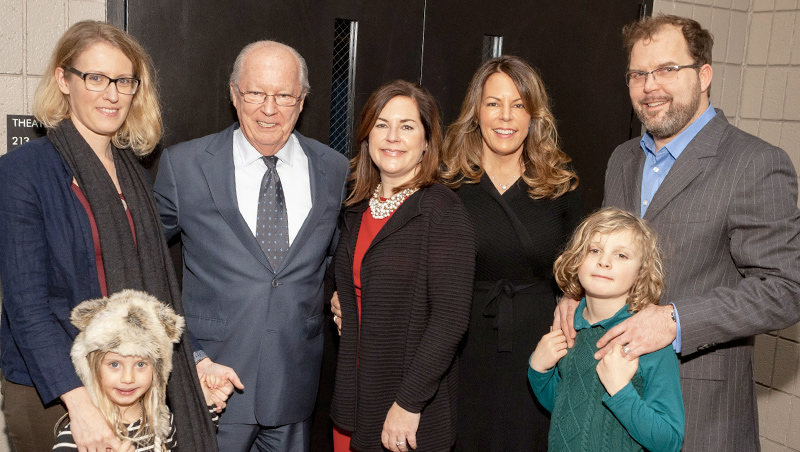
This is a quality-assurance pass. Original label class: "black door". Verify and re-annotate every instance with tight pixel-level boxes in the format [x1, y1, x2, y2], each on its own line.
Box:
[121, 0, 646, 210]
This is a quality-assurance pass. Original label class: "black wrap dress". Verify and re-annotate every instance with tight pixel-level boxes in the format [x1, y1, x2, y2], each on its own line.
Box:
[454, 174, 582, 452]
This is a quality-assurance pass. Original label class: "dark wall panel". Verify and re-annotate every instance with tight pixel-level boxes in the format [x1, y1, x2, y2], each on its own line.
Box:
[127, 0, 424, 151]
[422, 0, 644, 210]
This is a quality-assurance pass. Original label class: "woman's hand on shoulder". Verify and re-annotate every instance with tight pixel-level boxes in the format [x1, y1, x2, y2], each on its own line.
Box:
[381, 402, 420, 452]
[330, 291, 342, 336]
[529, 328, 568, 372]
[61, 386, 122, 452]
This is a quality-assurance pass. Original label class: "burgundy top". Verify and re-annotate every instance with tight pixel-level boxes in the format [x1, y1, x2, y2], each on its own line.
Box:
[71, 182, 136, 297]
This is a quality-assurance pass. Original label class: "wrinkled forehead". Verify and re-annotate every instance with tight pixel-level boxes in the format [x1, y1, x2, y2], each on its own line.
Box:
[239, 47, 301, 90]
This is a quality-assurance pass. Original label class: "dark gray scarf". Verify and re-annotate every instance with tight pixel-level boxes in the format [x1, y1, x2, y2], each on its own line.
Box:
[48, 119, 219, 451]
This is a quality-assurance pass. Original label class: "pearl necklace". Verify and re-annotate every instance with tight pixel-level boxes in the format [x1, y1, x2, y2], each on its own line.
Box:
[369, 183, 418, 219]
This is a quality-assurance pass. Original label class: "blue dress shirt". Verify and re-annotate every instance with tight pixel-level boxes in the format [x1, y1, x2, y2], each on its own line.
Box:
[639, 103, 716, 353]
[640, 103, 717, 216]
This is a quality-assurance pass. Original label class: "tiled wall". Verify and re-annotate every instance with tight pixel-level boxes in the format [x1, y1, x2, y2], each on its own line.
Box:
[652, 1, 800, 451]
[0, 0, 105, 155]
[0, 2, 106, 450]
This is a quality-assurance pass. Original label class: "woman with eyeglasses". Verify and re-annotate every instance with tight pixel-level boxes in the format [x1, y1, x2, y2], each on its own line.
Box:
[442, 56, 582, 451]
[0, 21, 220, 451]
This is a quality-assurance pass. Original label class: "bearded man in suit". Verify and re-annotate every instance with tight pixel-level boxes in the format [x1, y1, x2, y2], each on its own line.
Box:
[556, 14, 800, 452]
[154, 40, 349, 451]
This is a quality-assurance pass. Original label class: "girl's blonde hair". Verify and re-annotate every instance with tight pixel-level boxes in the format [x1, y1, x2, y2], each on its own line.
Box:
[442, 55, 577, 199]
[34, 20, 162, 156]
[554, 207, 664, 312]
[88, 351, 158, 448]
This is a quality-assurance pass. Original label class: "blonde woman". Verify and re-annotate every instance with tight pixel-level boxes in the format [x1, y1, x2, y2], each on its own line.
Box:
[442, 55, 582, 451]
[0, 21, 221, 451]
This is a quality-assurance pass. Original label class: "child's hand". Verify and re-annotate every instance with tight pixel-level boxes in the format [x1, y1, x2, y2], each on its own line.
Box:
[596, 343, 639, 396]
[529, 328, 568, 372]
[199, 373, 227, 410]
[201, 373, 224, 390]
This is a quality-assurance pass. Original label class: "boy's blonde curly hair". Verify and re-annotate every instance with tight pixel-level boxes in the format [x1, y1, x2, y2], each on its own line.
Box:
[554, 207, 664, 312]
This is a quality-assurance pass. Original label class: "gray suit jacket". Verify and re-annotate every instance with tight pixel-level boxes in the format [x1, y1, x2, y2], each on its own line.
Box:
[604, 110, 800, 451]
[154, 124, 349, 426]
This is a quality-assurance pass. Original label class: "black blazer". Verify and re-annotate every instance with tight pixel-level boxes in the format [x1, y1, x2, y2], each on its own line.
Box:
[331, 183, 476, 451]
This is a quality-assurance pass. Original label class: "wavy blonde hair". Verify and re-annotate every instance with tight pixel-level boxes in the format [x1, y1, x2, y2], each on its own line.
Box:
[553, 208, 664, 313]
[34, 20, 162, 156]
[88, 351, 159, 449]
[442, 55, 577, 199]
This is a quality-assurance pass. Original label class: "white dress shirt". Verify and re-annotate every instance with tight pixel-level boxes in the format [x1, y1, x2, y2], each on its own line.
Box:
[233, 129, 311, 245]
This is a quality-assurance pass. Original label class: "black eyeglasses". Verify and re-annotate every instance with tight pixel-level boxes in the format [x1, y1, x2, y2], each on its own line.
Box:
[237, 90, 302, 107]
[64, 66, 140, 95]
[625, 65, 699, 87]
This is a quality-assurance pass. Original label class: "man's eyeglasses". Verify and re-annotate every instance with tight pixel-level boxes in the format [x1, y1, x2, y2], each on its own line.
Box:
[625, 65, 699, 88]
[238, 90, 302, 107]
[64, 67, 140, 95]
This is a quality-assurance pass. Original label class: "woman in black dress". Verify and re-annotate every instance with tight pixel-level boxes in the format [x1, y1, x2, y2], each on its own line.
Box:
[442, 55, 582, 451]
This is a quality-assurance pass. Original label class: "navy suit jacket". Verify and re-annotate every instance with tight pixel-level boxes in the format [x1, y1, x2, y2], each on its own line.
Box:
[154, 124, 349, 426]
[0, 138, 104, 403]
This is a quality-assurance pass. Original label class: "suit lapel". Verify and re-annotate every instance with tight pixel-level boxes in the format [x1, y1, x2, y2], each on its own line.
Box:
[367, 189, 423, 252]
[342, 189, 424, 262]
[620, 144, 646, 215]
[278, 132, 328, 272]
[201, 124, 273, 272]
[343, 201, 367, 263]
[643, 113, 725, 222]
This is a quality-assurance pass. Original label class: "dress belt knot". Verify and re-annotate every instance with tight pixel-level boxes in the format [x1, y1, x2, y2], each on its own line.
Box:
[480, 279, 538, 353]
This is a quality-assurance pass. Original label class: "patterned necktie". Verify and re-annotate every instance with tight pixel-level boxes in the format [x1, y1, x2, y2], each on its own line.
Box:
[256, 155, 289, 269]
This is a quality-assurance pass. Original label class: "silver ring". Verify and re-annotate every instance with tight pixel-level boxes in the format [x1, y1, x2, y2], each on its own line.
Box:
[622, 346, 631, 355]
[396, 441, 405, 446]
[333, 315, 337, 322]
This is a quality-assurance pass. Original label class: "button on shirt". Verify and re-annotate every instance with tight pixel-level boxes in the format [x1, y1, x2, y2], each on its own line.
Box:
[234, 129, 311, 246]
[640, 103, 717, 217]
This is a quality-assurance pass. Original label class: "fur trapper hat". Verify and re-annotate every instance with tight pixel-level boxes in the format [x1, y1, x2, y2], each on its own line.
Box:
[70, 289, 184, 448]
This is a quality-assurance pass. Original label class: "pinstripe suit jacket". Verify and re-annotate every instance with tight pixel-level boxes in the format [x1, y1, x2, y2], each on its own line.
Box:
[604, 110, 800, 452]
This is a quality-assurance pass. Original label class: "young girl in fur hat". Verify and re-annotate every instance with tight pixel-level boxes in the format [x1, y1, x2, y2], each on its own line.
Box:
[53, 289, 220, 452]
[528, 208, 684, 452]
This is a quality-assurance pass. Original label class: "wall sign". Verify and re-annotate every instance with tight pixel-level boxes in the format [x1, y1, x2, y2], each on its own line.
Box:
[7, 115, 46, 153]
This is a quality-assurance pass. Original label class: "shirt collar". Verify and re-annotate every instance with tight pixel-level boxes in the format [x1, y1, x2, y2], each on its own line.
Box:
[573, 297, 632, 330]
[640, 102, 717, 159]
[233, 128, 298, 168]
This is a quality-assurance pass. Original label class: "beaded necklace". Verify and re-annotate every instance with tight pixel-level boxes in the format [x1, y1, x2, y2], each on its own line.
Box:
[368, 183, 418, 219]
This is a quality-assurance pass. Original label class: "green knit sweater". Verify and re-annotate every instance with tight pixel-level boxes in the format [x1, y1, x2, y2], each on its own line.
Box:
[528, 299, 684, 452]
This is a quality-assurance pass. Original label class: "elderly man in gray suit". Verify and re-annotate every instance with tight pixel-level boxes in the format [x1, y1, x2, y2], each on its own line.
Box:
[556, 14, 800, 452]
[154, 41, 349, 451]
